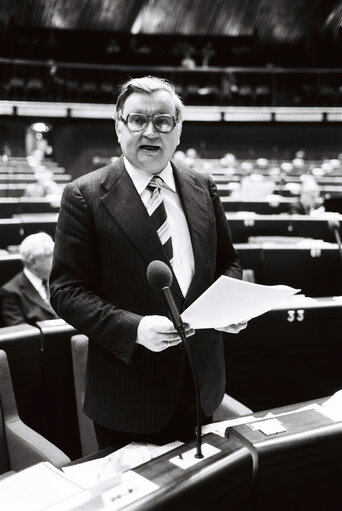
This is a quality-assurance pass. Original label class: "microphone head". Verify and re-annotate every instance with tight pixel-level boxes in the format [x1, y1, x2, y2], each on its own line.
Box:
[147, 260, 172, 291]
[328, 219, 340, 231]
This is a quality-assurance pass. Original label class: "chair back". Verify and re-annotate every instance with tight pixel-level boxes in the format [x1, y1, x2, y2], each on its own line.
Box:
[70, 334, 97, 456]
[0, 349, 70, 472]
[0, 403, 11, 474]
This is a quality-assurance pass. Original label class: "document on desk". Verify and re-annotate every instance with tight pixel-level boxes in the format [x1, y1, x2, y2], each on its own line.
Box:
[0, 462, 84, 511]
[181, 275, 300, 329]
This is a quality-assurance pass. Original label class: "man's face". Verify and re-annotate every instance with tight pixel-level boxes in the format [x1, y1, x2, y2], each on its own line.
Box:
[115, 90, 182, 174]
[31, 253, 53, 280]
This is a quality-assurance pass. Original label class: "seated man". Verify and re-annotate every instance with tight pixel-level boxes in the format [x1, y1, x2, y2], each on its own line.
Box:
[290, 176, 325, 216]
[0, 232, 58, 326]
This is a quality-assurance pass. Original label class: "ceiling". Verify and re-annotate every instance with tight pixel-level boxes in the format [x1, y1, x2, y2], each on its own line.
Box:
[1, 0, 342, 44]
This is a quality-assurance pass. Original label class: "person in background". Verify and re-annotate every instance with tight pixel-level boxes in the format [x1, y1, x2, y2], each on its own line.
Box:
[0, 232, 58, 326]
[290, 176, 325, 215]
[50, 75, 247, 451]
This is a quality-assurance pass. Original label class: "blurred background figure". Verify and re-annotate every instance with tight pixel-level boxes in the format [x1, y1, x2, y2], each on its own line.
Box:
[172, 150, 186, 164]
[290, 176, 325, 215]
[232, 172, 275, 200]
[0, 232, 58, 326]
[184, 147, 199, 168]
[220, 152, 237, 175]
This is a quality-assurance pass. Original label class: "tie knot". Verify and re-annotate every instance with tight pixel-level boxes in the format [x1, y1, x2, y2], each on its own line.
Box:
[148, 175, 163, 190]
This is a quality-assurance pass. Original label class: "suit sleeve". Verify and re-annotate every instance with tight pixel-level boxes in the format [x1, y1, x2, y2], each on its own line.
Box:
[209, 176, 243, 280]
[0, 290, 26, 326]
[49, 183, 141, 364]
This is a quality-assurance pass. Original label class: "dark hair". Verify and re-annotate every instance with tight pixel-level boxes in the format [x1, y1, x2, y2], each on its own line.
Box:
[115, 75, 184, 121]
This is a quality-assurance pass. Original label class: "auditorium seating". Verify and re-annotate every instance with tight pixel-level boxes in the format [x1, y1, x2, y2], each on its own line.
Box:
[230, 398, 342, 511]
[0, 254, 22, 288]
[224, 296, 342, 411]
[0, 321, 81, 459]
[0, 218, 22, 249]
[236, 242, 342, 296]
[0, 198, 59, 218]
[0, 349, 70, 475]
[0, 215, 57, 249]
[0, 174, 71, 184]
[70, 334, 98, 457]
[35, 320, 81, 458]
[226, 214, 341, 243]
[0, 324, 46, 434]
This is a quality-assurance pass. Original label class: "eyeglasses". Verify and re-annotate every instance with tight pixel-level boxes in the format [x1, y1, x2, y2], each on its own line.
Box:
[120, 113, 178, 133]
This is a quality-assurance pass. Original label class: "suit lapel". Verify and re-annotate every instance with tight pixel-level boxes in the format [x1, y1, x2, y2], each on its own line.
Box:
[20, 274, 54, 313]
[100, 158, 183, 301]
[173, 164, 211, 306]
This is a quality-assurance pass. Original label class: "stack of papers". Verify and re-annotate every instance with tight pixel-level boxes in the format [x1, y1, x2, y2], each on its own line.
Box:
[181, 275, 300, 329]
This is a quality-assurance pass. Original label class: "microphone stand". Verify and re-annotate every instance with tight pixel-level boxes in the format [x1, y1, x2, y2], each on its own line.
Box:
[161, 287, 204, 459]
[333, 228, 342, 259]
[328, 220, 342, 260]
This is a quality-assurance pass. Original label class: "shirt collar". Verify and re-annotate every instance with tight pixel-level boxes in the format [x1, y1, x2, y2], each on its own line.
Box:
[124, 156, 176, 195]
[23, 267, 43, 288]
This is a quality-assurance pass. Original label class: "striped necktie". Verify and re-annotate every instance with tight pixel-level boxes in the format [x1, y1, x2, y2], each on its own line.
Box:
[147, 176, 174, 264]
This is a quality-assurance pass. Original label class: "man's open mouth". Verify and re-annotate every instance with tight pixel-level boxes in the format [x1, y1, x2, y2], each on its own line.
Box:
[140, 145, 159, 152]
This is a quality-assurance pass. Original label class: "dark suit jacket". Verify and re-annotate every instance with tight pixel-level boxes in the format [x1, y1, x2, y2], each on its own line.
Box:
[0, 271, 58, 326]
[50, 156, 242, 433]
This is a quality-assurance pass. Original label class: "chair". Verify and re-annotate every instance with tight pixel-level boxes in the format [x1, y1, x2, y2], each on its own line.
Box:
[212, 393, 253, 421]
[70, 334, 98, 456]
[70, 335, 252, 452]
[0, 349, 70, 476]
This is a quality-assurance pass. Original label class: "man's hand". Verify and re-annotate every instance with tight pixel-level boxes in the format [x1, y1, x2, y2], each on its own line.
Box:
[136, 315, 195, 352]
[216, 321, 248, 334]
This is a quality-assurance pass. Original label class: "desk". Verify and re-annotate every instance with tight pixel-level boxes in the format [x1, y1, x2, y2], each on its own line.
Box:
[230, 398, 342, 510]
[0, 218, 22, 249]
[236, 242, 342, 296]
[0, 198, 59, 217]
[0, 253, 22, 286]
[221, 198, 296, 214]
[226, 213, 342, 243]
[0, 214, 58, 249]
[224, 296, 342, 411]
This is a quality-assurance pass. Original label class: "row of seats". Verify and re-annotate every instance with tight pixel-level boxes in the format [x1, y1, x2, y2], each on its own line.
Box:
[0, 215, 57, 249]
[1, 295, 342, 477]
[0, 198, 59, 218]
[0, 215, 341, 292]
[3, 74, 342, 107]
[0, 322, 80, 464]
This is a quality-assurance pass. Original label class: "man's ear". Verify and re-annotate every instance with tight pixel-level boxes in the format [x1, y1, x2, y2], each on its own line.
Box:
[176, 123, 183, 146]
[115, 120, 122, 143]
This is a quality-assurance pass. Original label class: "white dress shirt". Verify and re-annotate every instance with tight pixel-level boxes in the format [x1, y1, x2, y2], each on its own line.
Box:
[124, 156, 195, 296]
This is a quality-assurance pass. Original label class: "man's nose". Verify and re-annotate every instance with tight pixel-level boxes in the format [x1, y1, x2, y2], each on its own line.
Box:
[143, 119, 158, 136]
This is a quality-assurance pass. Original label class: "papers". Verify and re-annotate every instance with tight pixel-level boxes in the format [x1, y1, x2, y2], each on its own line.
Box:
[0, 462, 84, 511]
[181, 275, 300, 329]
[202, 403, 322, 438]
[62, 441, 183, 489]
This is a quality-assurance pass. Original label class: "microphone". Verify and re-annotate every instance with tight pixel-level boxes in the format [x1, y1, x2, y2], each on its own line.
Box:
[328, 219, 342, 260]
[147, 260, 184, 333]
[147, 260, 203, 458]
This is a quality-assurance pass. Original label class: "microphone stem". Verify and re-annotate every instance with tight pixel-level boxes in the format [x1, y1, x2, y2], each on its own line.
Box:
[335, 229, 342, 259]
[177, 324, 204, 459]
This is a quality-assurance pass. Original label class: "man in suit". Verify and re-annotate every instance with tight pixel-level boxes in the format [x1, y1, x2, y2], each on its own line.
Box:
[0, 232, 58, 326]
[50, 76, 247, 450]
